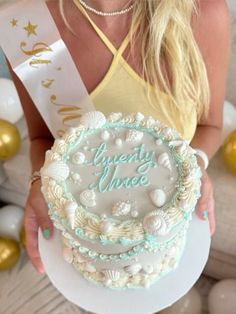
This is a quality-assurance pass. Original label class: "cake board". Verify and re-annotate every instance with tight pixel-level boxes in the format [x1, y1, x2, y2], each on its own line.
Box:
[39, 213, 210, 314]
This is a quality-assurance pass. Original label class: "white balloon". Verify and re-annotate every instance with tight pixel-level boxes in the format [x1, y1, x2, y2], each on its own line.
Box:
[222, 101, 236, 143]
[0, 78, 23, 123]
[160, 287, 202, 314]
[0, 205, 24, 241]
[208, 279, 236, 314]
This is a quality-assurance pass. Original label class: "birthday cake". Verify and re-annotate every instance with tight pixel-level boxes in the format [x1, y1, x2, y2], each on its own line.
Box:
[40, 111, 201, 289]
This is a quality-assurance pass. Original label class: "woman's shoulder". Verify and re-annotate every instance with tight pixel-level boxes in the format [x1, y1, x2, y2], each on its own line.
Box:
[192, 0, 230, 58]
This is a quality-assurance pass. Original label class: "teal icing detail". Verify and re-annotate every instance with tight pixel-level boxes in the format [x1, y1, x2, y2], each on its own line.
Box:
[61, 218, 68, 227]
[119, 253, 129, 261]
[119, 238, 135, 246]
[75, 227, 85, 238]
[88, 164, 150, 193]
[86, 142, 157, 193]
[144, 234, 157, 243]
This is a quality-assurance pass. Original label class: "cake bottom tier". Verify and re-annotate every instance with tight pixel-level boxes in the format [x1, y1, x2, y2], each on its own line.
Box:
[62, 233, 186, 289]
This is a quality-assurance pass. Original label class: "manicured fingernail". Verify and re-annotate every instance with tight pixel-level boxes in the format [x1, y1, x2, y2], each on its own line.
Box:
[43, 228, 50, 239]
[202, 211, 208, 220]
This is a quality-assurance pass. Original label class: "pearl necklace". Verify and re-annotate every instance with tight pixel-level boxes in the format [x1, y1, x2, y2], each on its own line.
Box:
[79, 0, 134, 16]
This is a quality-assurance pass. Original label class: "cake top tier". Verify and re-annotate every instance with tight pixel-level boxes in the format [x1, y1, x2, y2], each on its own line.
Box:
[41, 111, 201, 246]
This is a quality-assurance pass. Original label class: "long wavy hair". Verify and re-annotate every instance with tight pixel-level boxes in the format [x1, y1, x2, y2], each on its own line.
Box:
[59, 0, 210, 120]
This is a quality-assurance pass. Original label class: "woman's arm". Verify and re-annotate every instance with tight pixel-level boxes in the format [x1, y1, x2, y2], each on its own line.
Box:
[191, 0, 231, 157]
[191, 0, 231, 234]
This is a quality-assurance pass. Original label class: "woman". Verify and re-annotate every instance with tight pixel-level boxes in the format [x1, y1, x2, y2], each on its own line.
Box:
[8, 0, 230, 274]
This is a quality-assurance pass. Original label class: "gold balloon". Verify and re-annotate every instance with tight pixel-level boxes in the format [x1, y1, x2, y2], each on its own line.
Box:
[222, 130, 236, 173]
[20, 227, 26, 248]
[0, 119, 21, 160]
[0, 237, 20, 271]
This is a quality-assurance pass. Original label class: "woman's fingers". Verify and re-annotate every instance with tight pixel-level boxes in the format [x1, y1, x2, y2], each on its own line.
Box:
[24, 204, 45, 273]
[31, 181, 54, 240]
[24, 181, 54, 273]
[207, 196, 216, 236]
[195, 170, 215, 235]
[34, 199, 54, 241]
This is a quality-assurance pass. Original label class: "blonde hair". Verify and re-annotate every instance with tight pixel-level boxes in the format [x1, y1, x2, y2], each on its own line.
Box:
[60, 0, 210, 120]
[130, 0, 210, 119]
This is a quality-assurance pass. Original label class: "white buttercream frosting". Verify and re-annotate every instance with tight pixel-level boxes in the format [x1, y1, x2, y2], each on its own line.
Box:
[80, 111, 106, 129]
[157, 152, 172, 171]
[143, 210, 171, 236]
[41, 160, 69, 182]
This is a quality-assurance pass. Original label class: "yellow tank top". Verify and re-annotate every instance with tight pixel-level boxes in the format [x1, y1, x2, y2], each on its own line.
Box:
[76, 3, 197, 141]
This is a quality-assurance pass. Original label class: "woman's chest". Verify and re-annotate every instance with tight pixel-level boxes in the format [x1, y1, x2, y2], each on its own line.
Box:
[47, 0, 139, 94]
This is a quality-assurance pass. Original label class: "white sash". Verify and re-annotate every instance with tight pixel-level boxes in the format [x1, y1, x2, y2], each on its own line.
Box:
[0, 0, 94, 138]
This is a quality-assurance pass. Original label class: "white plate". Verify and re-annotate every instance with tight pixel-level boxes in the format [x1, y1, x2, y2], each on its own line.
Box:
[39, 213, 210, 314]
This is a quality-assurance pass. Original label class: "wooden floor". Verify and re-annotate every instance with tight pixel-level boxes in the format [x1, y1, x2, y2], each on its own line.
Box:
[0, 252, 216, 314]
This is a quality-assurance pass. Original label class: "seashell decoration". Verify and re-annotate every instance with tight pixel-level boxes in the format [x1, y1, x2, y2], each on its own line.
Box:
[157, 152, 172, 170]
[125, 263, 142, 276]
[64, 201, 77, 229]
[72, 152, 85, 165]
[80, 111, 106, 129]
[52, 139, 67, 155]
[175, 142, 188, 158]
[107, 112, 122, 123]
[79, 189, 96, 207]
[143, 210, 171, 236]
[149, 189, 166, 207]
[103, 269, 121, 282]
[100, 221, 113, 234]
[135, 112, 144, 122]
[142, 264, 154, 274]
[62, 247, 74, 264]
[41, 160, 70, 182]
[112, 201, 131, 216]
[126, 129, 143, 143]
[100, 130, 110, 141]
[84, 262, 96, 273]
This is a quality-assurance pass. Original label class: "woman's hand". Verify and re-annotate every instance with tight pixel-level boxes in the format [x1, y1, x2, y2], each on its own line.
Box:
[24, 180, 54, 273]
[195, 167, 216, 236]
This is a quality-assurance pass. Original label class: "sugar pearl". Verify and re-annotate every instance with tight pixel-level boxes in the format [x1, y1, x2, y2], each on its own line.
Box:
[115, 138, 123, 147]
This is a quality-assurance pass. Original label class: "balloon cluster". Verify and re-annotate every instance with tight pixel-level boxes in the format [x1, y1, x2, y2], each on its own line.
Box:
[0, 205, 25, 271]
[0, 78, 24, 270]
